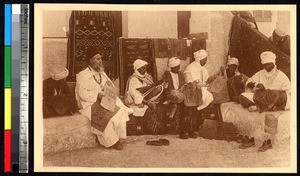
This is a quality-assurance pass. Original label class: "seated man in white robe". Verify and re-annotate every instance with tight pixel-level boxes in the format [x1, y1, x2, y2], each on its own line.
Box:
[240, 51, 290, 113]
[124, 59, 164, 134]
[76, 48, 133, 150]
[125, 59, 163, 117]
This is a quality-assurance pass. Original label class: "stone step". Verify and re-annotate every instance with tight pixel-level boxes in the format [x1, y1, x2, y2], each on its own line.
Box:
[43, 113, 99, 154]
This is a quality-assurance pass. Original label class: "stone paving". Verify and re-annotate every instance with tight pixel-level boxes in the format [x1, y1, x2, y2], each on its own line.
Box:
[44, 134, 290, 168]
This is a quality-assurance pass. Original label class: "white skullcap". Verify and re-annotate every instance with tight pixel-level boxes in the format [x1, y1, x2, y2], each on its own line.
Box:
[227, 57, 239, 66]
[133, 59, 148, 71]
[168, 57, 181, 68]
[274, 28, 286, 37]
[193, 49, 208, 61]
[260, 51, 276, 64]
[50, 66, 69, 80]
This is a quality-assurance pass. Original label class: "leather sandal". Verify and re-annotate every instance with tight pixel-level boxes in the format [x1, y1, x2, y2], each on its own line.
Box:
[188, 132, 197, 139]
[112, 141, 123, 150]
[146, 140, 163, 146]
[239, 137, 255, 149]
[236, 135, 244, 143]
[159, 138, 170, 146]
[179, 132, 188, 139]
[258, 139, 273, 152]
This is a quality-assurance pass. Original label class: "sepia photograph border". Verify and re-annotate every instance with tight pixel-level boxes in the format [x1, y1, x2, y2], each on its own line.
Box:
[34, 4, 297, 173]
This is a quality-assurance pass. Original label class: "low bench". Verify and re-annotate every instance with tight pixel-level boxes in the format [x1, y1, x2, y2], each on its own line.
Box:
[221, 102, 290, 144]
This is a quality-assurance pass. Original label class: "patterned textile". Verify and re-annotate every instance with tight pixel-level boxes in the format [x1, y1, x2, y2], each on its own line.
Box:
[253, 90, 287, 113]
[67, 11, 118, 81]
[119, 38, 207, 95]
[229, 16, 290, 79]
[144, 105, 166, 135]
[119, 38, 157, 95]
[153, 39, 189, 60]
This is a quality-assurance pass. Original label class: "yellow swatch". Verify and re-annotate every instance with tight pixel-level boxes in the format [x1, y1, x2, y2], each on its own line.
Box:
[5, 88, 11, 130]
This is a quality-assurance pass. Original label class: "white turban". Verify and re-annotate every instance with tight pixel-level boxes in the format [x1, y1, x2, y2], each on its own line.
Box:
[227, 57, 239, 66]
[274, 28, 286, 37]
[260, 51, 276, 64]
[168, 57, 180, 68]
[50, 67, 69, 80]
[193, 49, 208, 61]
[133, 59, 148, 71]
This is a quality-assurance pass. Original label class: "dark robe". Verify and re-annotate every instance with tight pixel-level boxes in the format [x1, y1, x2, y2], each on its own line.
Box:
[162, 70, 185, 103]
[277, 35, 290, 56]
[226, 70, 249, 103]
[43, 78, 77, 118]
[269, 35, 290, 56]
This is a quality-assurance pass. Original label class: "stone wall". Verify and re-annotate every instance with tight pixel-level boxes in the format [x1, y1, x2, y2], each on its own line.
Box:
[123, 11, 178, 38]
[190, 11, 233, 76]
[42, 38, 68, 79]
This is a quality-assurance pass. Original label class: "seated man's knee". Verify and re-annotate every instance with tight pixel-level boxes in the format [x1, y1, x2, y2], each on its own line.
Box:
[239, 94, 255, 108]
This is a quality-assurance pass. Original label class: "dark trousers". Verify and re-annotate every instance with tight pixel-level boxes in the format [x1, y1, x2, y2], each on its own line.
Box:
[179, 106, 200, 134]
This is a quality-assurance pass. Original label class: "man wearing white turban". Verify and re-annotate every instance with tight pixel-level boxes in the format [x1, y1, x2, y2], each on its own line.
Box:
[76, 48, 134, 150]
[226, 56, 249, 103]
[240, 51, 290, 112]
[125, 59, 164, 116]
[184, 49, 215, 111]
[269, 28, 290, 56]
[180, 49, 224, 139]
[43, 66, 77, 118]
[124, 59, 165, 134]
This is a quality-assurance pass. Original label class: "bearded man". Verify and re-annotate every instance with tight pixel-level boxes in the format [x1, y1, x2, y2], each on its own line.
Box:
[75, 48, 133, 150]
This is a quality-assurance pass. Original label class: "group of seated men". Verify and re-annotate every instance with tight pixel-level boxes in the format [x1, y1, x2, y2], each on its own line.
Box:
[43, 45, 290, 150]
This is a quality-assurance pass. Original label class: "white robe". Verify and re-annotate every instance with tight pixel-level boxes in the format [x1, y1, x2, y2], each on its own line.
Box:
[127, 76, 150, 116]
[184, 61, 214, 110]
[75, 67, 132, 147]
[242, 68, 291, 110]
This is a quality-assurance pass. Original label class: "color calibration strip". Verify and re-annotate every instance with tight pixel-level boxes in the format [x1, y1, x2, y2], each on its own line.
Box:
[4, 4, 30, 173]
[4, 4, 12, 173]
[12, 4, 21, 172]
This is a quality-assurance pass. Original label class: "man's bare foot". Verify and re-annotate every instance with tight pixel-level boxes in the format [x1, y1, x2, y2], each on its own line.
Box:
[248, 105, 257, 112]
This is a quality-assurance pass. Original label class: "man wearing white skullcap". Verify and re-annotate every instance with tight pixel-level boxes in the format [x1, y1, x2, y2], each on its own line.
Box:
[43, 66, 78, 118]
[125, 59, 164, 119]
[226, 56, 249, 103]
[160, 57, 186, 135]
[269, 28, 290, 55]
[76, 47, 134, 150]
[164, 57, 184, 93]
[240, 51, 290, 113]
